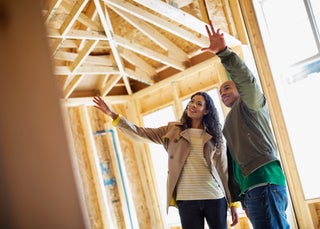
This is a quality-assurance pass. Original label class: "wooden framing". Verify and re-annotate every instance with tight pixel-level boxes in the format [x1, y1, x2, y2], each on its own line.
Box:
[3, 0, 319, 228]
[307, 199, 320, 228]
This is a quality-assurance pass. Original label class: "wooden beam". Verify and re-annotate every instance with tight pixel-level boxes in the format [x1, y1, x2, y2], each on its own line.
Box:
[220, 0, 238, 37]
[133, 52, 223, 98]
[124, 68, 154, 85]
[61, 95, 131, 107]
[198, 0, 210, 23]
[100, 74, 122, 96]
[94, 0, 132, 95]
[171, 81, 184, 120]
[64, 74, 85, 98]
[55, 51, 114, 65]
[132, 0, 240, 46]
[60, 0, 89, 36]
[114, 35, 186, 71]
[228, 0, 249, 44]
[70, 39, 99, 72]
[110, 5, 188, 60]
[44, 0, 62, 24]
[120, 49, 156, 77]
[47, 28, 109, 40]
[134, 55, 222, 114]
[307, 203, 319, 229]
[60, 1, 100, 31]
[55, 65, 120, 75]
[105, 0, 210, 47]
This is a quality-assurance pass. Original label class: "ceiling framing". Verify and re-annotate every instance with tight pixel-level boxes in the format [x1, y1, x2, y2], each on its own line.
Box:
[43, 0, 240, 99]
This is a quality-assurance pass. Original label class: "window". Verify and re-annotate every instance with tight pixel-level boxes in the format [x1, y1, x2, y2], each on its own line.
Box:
[254, 0, 319, 67]
[310, 0, 320, 35]
[253, 0, 320, 199]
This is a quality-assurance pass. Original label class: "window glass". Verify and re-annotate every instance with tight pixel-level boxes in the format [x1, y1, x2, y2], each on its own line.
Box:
[310, 0, 320, 36]
[253, 0, 320, 199]
[254, 0, 318, 68]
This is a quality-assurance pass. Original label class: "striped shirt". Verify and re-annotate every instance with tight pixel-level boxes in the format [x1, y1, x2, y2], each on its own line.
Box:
[176, 128, 224, 200]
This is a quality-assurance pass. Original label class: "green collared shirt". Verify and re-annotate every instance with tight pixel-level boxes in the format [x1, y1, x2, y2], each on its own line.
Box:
[232, 157, 286, 195]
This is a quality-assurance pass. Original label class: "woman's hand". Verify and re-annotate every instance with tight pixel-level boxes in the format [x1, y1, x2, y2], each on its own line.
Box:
[201, 20, 227, 54]
[93, 96, 118, 119]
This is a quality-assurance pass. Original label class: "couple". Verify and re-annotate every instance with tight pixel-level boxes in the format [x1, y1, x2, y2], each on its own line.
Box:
[93, 21, 289, 229]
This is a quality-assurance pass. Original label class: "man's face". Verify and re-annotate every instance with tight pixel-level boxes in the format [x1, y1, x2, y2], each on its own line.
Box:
[219, 80, 240, 108]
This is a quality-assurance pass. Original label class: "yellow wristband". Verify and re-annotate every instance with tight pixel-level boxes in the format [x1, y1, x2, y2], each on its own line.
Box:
[112, 114, 121, 126]
[229, 201, 241, 208]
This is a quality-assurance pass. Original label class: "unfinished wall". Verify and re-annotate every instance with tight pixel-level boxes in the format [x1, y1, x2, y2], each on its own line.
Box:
[65, 103, 161, 229]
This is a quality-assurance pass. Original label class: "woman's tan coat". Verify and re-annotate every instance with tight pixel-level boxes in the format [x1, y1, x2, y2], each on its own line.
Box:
[114, 115, 232, 212]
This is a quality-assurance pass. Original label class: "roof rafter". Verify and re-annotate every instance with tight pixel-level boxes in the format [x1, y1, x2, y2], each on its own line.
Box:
[60, 0, 89, 35]
[119, 49, 156, 77]
[94, 0, 132, 95]
[134, 0, 240, 47]
[114, 35, 186, 71]
[110, 5, 188, 61]
[100, 74, 122, 96]
[104, 0, 209, 47]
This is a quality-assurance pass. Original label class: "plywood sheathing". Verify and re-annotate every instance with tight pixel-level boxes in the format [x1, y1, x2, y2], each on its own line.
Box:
[114, 102, 163, 229]
[114, 128, 154, 229]
[88, 108, 127, 229]
[67, 107, 104, 228]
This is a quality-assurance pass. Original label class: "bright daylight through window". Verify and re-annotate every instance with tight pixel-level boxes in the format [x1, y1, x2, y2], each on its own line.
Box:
[253, 0, 320, 199]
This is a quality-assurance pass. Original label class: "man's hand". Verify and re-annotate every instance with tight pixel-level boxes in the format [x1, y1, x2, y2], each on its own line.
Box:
[201, 20, 227, 54]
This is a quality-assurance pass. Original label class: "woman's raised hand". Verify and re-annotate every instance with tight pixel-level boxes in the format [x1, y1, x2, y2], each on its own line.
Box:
[93, 96, 118, 119]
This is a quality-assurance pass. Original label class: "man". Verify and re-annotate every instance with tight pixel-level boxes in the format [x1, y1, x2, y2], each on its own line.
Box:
[202, 20, 290, 229]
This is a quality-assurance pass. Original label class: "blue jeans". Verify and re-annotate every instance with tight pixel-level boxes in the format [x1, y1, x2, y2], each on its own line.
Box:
[177, 198, 227, 229]
[243, 184, 290, 229]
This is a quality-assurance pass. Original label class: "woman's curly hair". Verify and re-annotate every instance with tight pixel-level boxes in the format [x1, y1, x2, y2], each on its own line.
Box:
[180, 91, 223, 150]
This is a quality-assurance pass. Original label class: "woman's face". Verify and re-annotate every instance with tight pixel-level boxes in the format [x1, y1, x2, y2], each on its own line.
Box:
[186, 95, 209, 120]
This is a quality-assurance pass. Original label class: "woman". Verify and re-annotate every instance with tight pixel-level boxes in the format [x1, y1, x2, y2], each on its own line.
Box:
[93, 92, 238, 229]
